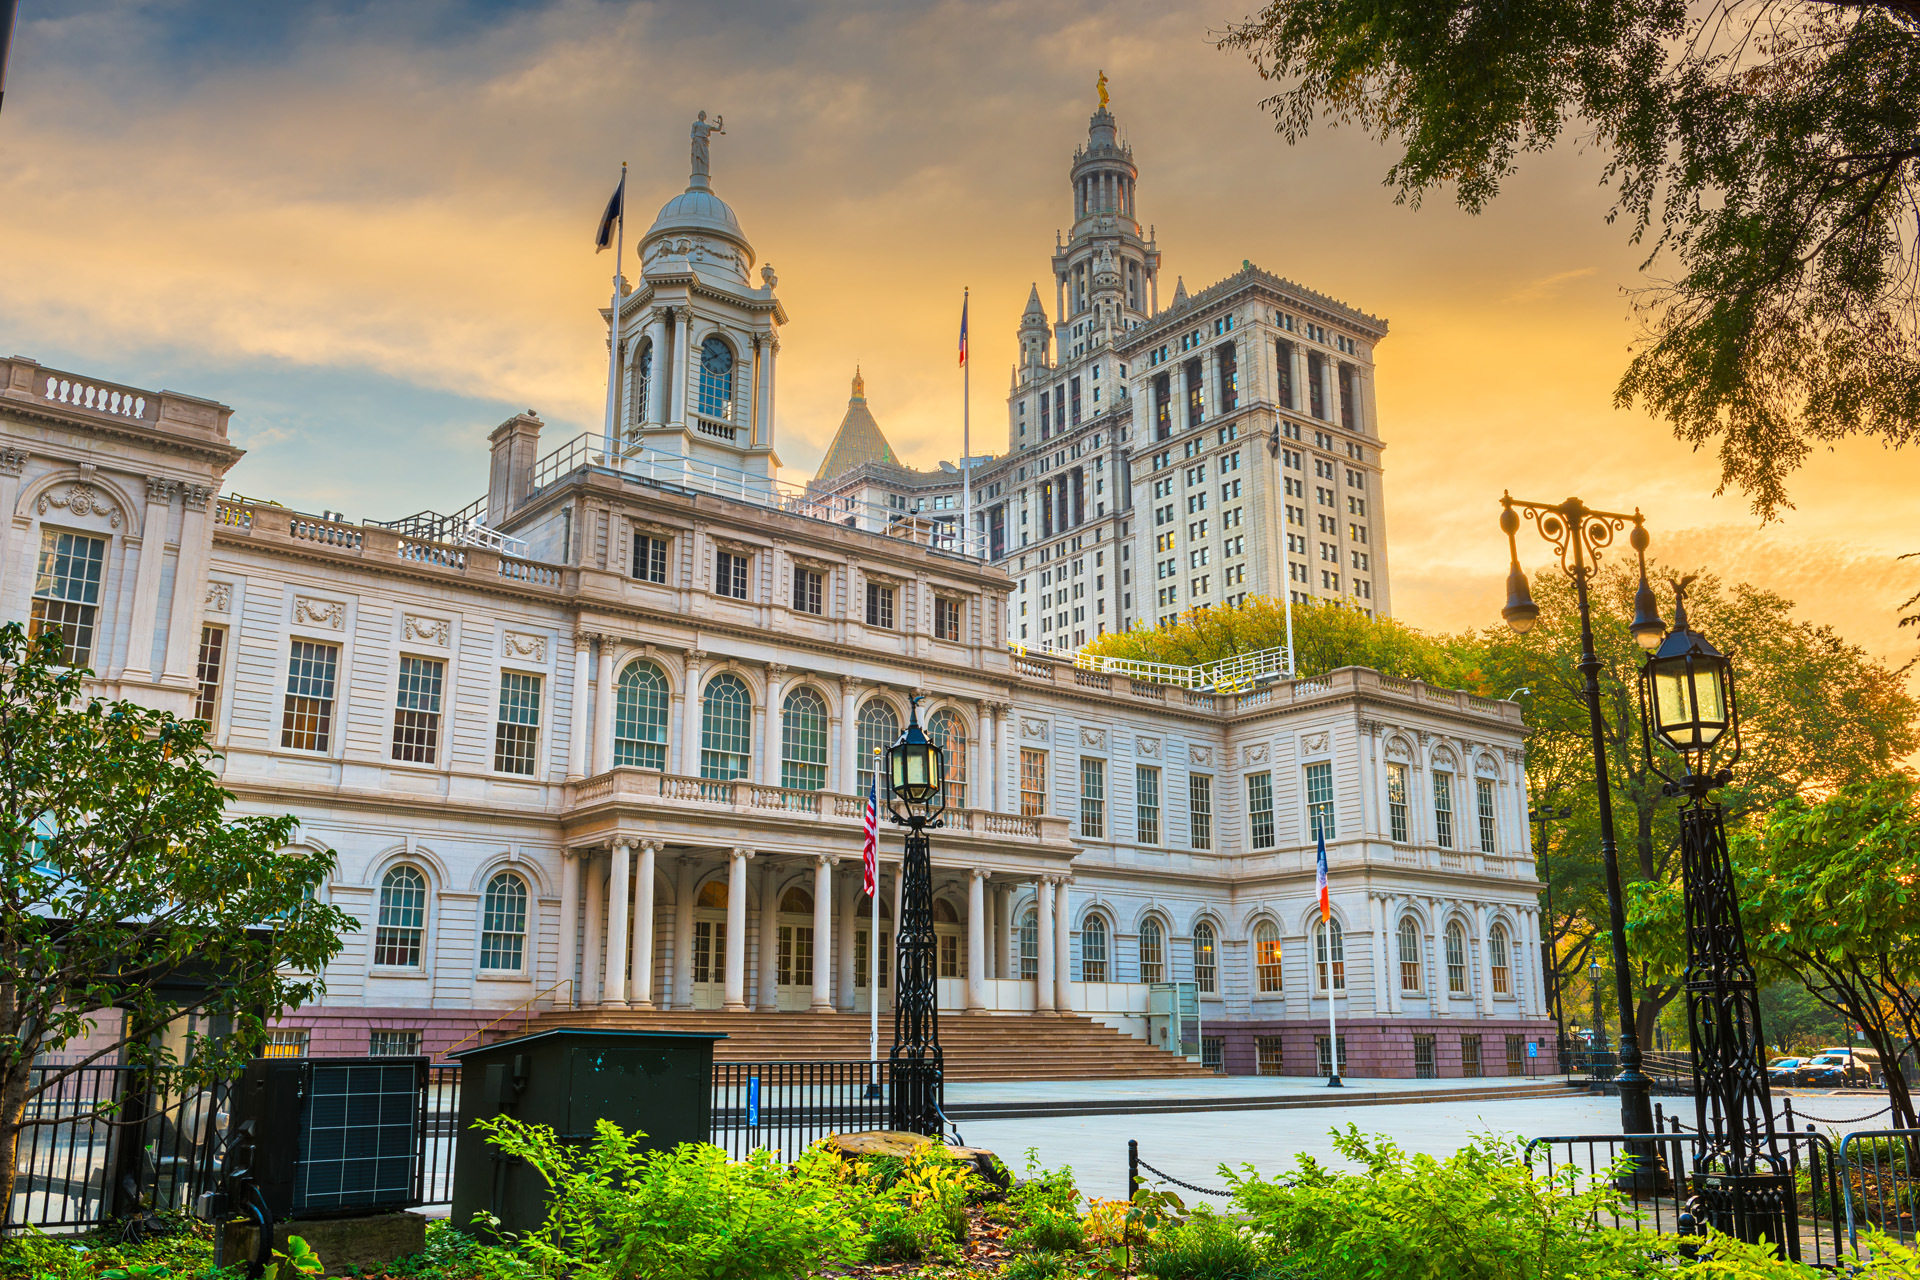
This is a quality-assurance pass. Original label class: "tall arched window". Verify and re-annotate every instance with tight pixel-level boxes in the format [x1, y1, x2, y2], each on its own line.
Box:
[1446, 921, 1468, 994]
[780, 687, 828, 790]
[1397, 916, 1423, 992]
[613, 661, 669, 769]
[698, 336, 735, 419]
[1139, 917, 1165, 983]
[1255, 921, 1283, 993]
[856, 700, 899, 799]
[1019, 908, 1039, 979]
[1315, 919, 1345, 992]
[480, 872, 528, 972]
[374, 865, 427, 967]
[631, 340, 652, 428]
[928, 708, 968, 809]
[1082, 914, 1108, 982]
[1193, 921, 1217, 993]
[700, 673, 752, 780]
[1490, 923, 1511, 995]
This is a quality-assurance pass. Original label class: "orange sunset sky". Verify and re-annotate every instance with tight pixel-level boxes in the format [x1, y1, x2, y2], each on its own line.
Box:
[2, 0, 1915, 670]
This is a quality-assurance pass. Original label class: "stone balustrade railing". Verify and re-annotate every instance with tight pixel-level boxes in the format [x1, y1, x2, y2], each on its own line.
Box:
[42, 374, 150, 420]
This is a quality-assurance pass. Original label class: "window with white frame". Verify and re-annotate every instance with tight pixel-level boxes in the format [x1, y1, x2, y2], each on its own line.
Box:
[1247, 772, 1275, 849]
[1193, 920, 1217, 993]
[1387, 762, 1409, 842]
[392, 655, 445, 764]
[1136, 765, 1161, 844]
[494, 671, 542, 775]
[634, 534, 669, 584]
[700, 673, 752, 780]
[1081, 914, 1108, 982]
[1189, 774, 1213, 850]
[1020, 749, 1047, 817]
[373, 865, 427, 967]
[479, 872, 528, 971]
[1080, 757, 1105, 839]
[1445, 921, 1468, 993]
[781, 687, 829, 790]
[856, 700, 899, 799]
[935, 597, 962, 640]
[1315, 918, 1346, 991]
[715, 550, 748, 600]
[792, 565, 823, 614]
[1490, 923, 1511, 994]
[1398, 916, 1423, 991]
[1139, 917, 1165, 982]
[1433, 772, 1456, 848]
[865, 581, 895, 628]
[1305, 760, 1335, 840]
[928, 709, 968, 808]
[29, 529, 106, 667]
[194, 625, 226, 724]
[1477, 777, 1498, 854]
[1255, 920, 1283, 992]
[614, 661, 670, 769]
[281, 640, 339, 753]
[1019, 908, 1039, 979]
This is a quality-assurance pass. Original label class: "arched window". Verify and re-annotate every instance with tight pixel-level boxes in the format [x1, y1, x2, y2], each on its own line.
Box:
[1446, 921, 1468, 994]
[1397, 916, 1422, 992]
[698, 336, 735, 419]
[856, 700, 899, 799]
[928, 708, 968, 809]
[1082, 914, 1109, 983]
[1255, 921, 1283, 993]
[1315, 919, 1345, 992]
[779, 886, 814, 914]
[696, 880, 728, 910]
[1019, 908, 1039, 979]
[700, 673, 752, 780]
[1193, 921, 1217, 993]
[1490, 923, 1511, 995]
[479, 872, 528, 972]
[374, 865, 427, 967]
[780, 687, 828, 790]
[1139, 917, 1165, 983]
[613, 661, 669, 769]
[631, 340, 652, 428]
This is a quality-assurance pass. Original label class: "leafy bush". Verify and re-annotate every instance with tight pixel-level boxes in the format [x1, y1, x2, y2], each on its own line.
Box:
[1006, 1147, 1081, 1218]
[999, 1252, 1072, 1279]
[1226, 1127, 1665, 1280]
[1006, 1204, 1085, 1256]
[474, 1116, 862, 1279]
[1138, 1207, 1277, 1280]
[0, 1223, 240, 1280]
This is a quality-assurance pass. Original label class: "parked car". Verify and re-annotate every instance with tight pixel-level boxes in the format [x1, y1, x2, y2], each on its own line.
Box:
[1794, 1053, 1873, 1087]
[1767, 1057, 1806, 1085]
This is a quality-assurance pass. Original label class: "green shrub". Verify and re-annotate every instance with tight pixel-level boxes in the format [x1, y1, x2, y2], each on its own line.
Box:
[1007, 1148, 1081, 1217]
[1138, 1207, 1275, 1280]
[1006, 1205, 1085, 1256]
[473, 1116, 863, 1279]
[999, 1251, 1071, 1279]
[1226, 1126, 1665, 1280]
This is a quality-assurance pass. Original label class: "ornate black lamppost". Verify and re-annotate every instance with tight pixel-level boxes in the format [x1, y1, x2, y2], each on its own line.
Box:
[1638, 580, 1796, 1253]
[1589, 958, 1609, 1058]
[885, 698, 947, 1136]
[1531, 801, 1574, 1064]
[1500, 493, 1667, 1181]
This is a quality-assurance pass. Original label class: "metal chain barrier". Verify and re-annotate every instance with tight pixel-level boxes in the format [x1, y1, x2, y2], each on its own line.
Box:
[1134, 1155, 1235, 1198]
[1783, 1103, 1895, 1127]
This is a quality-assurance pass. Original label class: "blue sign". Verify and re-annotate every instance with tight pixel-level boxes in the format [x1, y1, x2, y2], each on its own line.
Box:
[1527, 1042, 1539, 1058]
[747, 1075, 761, 1129]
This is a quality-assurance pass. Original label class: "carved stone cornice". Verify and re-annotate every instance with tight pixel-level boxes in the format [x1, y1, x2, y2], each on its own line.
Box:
[0, 448, 27, 477]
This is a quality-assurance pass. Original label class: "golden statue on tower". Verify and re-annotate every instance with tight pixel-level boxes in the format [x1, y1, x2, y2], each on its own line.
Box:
[1097, 70, 1109, 108]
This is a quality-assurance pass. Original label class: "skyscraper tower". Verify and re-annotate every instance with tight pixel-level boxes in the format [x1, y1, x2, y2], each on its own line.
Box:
[1050, 93, 1159, 362]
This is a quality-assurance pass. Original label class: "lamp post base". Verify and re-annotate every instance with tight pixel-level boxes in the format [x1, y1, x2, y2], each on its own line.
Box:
[1326, 1076, 1343, 1088]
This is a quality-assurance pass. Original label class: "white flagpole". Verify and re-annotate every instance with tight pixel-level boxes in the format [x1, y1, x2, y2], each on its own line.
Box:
[1328, 941, 1341, 1084]
[870, 749, 882, 1075]
[601, 163, 627, 466]
[961, 286, 972, 557]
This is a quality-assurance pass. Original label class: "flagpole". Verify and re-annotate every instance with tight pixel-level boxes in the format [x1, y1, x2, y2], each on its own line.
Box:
[960, 287, 972, 558]
[601, 162, 627, 466]
[870, 750, 883, 1079]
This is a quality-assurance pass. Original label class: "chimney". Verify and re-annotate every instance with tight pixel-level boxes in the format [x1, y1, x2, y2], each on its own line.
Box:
[487, 410, 544, 525]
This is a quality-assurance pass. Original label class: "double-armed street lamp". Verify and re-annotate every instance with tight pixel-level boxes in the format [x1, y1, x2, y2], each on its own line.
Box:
[885, 698, 948, 1136]
[1499, 493, 1665, 1154]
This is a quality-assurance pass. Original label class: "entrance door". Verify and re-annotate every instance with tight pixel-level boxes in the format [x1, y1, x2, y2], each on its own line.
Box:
[691, 880, 728, 1009]
[776, 886, 816, 1011]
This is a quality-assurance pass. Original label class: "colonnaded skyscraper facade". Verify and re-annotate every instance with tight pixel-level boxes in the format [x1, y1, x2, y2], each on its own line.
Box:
[0, 88, 1546, 1081]
[811, 88, 1391, 651]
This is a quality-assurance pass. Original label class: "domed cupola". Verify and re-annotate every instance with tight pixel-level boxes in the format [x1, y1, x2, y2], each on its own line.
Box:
[641, 111, 755, 286]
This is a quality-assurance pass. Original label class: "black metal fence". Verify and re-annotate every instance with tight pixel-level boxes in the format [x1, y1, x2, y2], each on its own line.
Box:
[1837, 1129, 1918, 1252]
[710, 1060, 892, 1161]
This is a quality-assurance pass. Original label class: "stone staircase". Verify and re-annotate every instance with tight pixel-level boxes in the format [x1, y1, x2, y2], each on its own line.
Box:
[508, 1009, 1218, 1082]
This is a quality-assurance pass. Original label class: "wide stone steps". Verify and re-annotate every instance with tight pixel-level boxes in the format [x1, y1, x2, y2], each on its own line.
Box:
[507, 1009, 1219, 1081]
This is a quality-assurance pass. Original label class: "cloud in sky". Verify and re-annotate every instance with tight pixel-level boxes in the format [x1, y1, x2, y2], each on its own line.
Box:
[2, 0, 1915, 672]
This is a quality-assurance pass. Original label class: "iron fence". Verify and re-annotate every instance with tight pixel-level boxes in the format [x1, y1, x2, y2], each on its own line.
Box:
[1838, 1129, 1919, 1252]
[710, 1060, 892, 1161]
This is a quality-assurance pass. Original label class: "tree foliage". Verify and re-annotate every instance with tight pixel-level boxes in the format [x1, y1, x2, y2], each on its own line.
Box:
[1219, 1, 1920, 519]
[0, 622, 352, 1210]
[1080, 595, 1485, 686]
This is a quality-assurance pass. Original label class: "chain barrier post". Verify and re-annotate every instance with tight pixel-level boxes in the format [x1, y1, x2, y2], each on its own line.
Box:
[1128, 1139, 1139, 1201]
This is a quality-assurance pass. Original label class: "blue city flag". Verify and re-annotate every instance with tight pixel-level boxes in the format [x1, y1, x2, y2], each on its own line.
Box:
[594, 169, 625, 253]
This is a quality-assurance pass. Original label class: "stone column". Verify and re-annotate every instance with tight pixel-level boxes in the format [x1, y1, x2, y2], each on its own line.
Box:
[1476, 903, 1495, 1018]
[1001, 705, 1020, 814]
[764, 665, 788, 787]
[982, 706, 998, 811]
[673, 857, 696, 1008]
[966, 870, 987, 1012]
[1370, 894, 1390, 1018]
[582, 851, 605, 1006]
[631, 841, 657, 1009]
[972, 701, 990, 812]
[1386, 894, 1405, 1014]
[1053, 877, 1073, 1014]
[811, 856, 835, 1012]
[161, 487, 213, 683]
[670, 308, 690, 428]
[1428, 896, 1448, 1018]
[558, 850, 581, 1006]
[679, 651, 704, 777]
[593, 640, 616, 775]
[568, 636, 592, 780]
[994, 884, 1013, 982]
[121, 477, 176, 681]
[982, 883, 996, 981]
[723, 848, 752, 1012]
[759, 857, 781, 1011]
[604, 840, 631, 1005]
[1034, 880, 1056, 1014]
[646, 309, 668, 426]
[838, 678, 862, 796]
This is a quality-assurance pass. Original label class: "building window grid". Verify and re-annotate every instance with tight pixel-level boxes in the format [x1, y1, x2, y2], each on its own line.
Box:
[700, 674, 753, 780]
[1189, 774, 1213, 850]
[1413, 1034, 1437, 1079]
[479, 872, 528, 971]
[1019, 749, 1048, 817]
[856, 701, 899, 799]
[373, 866, 427, 967]
[866, 582, 895, 629]
[1446, 922, 1468, 994]
[1247, 772, 1275, 850]
[1256, 1036, 1285, 1076]
[1462, 1034, 1484, 1079]
[635, 535, 669, 584]
[1397, 917, 1422, 992]
[1506, 1034, 1527, 1077]
[1082, 914, 1108, 982]
[791, 566, 823, 614]
[1135, 765, 1161, 845]
[1476, 777, 1499, 854]
[1316, 1034, 1348, 1077]
[194, 624, 226, 724]
[1315, 919, 1346, 992]
[935, 597, 961, 640]
[927, 709, 968, 809]
[369, 1030, 422, 1057]
[281, 640, 340, 753]
[1433, 772, 1456, 848]
[493, 671, 542, 775]
[1192, 921, 1217, 993]
[29, 529, 106, 667]
[1387, 763, 1409, 843]
[1255, 921, 1283, 993]
[781, 687, 830, 791]
[391, 655, 445, 764]
[1201, 1036, 1225, 1073]
[1305, 761, 1336, 840]
[1490, 925, 1511, 995]
[1079, 757, 1106, 839]
[716, 551, 748, 600]
[1019, 909, 1039, 979]
[1139, 918, 1165, 983]
[613, 661, 670, 769]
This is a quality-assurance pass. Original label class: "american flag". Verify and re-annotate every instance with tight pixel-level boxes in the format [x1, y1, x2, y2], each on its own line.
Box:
[862, 777, 879, 896]
[1315, 833, 1331, 921]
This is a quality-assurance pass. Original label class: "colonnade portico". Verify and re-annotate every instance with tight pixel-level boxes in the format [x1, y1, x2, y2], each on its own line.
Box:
[555, 838, 1078, 1016]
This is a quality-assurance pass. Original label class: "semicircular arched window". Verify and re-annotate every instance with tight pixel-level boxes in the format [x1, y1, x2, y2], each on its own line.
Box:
[1139, 917, 1165, 983]
[928, 708, 968, 809]
[1192, 920, 1217, 993]
[1081, 914, 1109, 983]
[1255, 920, 1282, 993]
[781, 686, 829, 790]
[1446, 921, 1468, 994]
[1398, 916, 1423, 992]
[698, 336, 735, 419]
[700, 673, 752, 780]
[856, 700, 900, 799]
[1490, 923, 1511, 995]
[374, 865, 427, 968]
[480, 872, 528, 972]
[614, 661, 669, 770]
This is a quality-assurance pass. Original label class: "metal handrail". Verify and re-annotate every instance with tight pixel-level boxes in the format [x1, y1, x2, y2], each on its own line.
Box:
[441, 979, 572, 1059]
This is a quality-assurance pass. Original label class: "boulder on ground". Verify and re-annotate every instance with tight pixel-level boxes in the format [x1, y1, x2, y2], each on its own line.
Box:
[827, 1129, 1010, 1191]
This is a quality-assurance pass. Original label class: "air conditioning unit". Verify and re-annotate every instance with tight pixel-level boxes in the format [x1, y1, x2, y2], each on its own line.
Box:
[231, 1056, 428, 1219]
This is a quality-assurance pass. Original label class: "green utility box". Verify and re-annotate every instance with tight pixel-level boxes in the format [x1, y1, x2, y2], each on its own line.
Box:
[448, 1028, 725, 1237]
